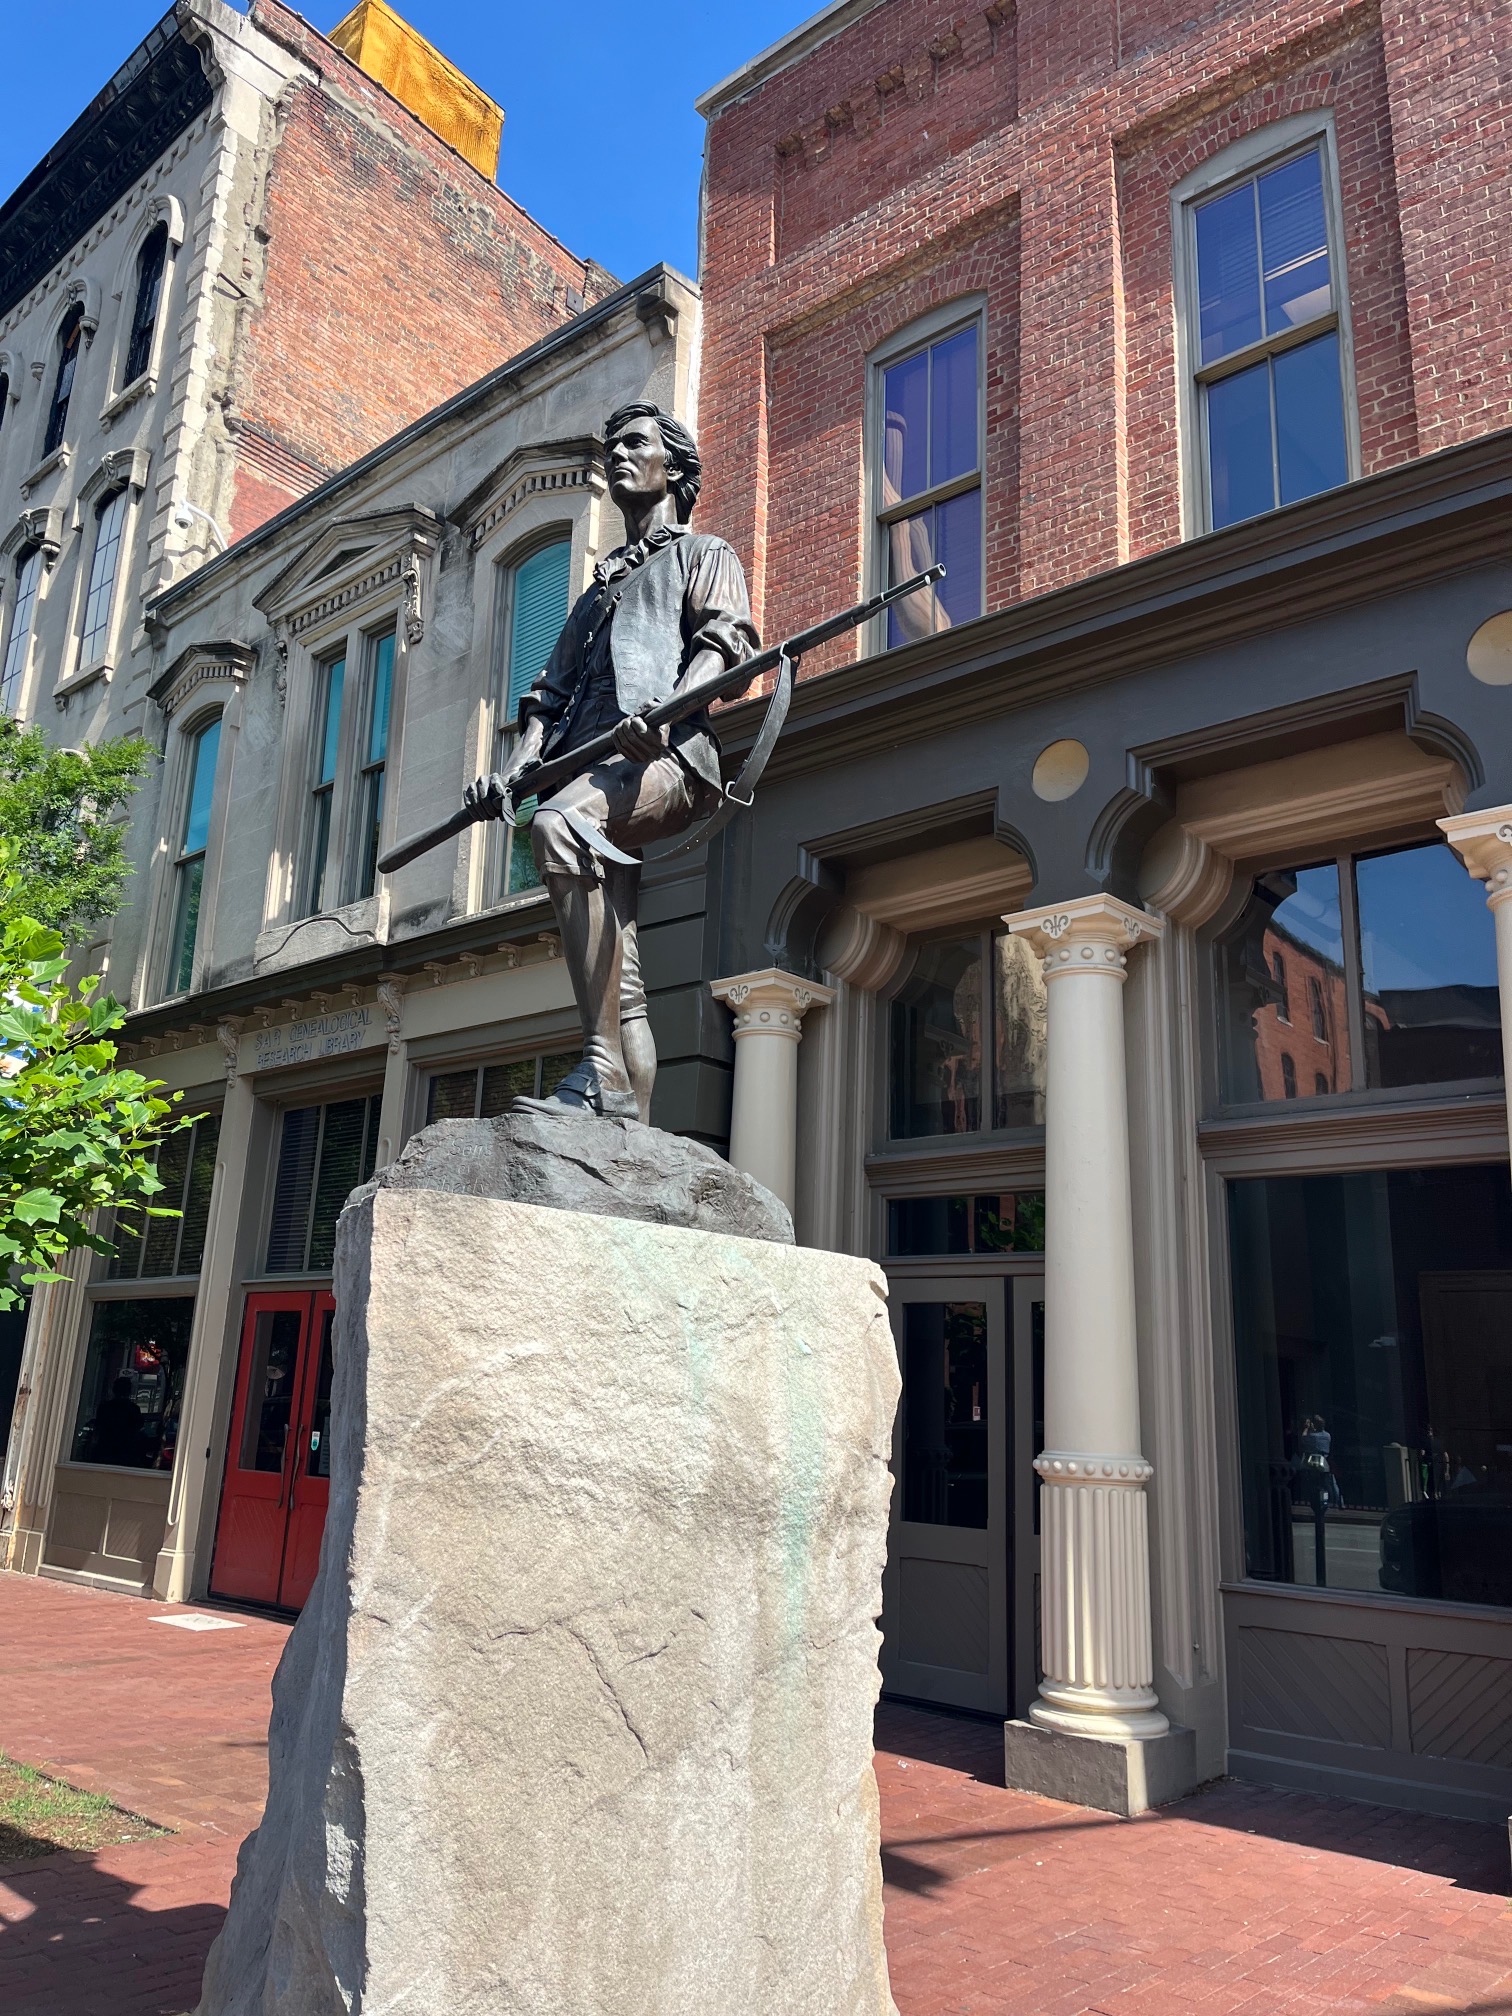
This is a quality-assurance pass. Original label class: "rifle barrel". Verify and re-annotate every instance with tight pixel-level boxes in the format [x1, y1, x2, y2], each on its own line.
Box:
[375, 563, 944, 876]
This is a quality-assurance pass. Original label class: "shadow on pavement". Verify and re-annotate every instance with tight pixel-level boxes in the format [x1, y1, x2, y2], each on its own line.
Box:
[0, 1848, 222, 2016]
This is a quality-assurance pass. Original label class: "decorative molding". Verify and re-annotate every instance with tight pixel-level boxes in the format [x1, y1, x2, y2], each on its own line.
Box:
[3, 505, 64, 565]
[635, 286, 677, 347]
[710, 966, 837, 1038]
[1439, 807, 1512, 907]
[76, 445, 150, 519]
[1138, 824, 1235, 927]
[461, 435, 605, 549]
[817, 905, 907, 992]
[375, 977, 405, 1053]
[217, 1017, 243, 1084]
[146, 191, 186, 248]
[98, 371, 159, 431]
[1036, 1451, 1154, 1484]
[53, 658, 114, 709]
[253, 508, 442, 639]
[1198, 1093, 1508, 1175]
[1005, 893, 1165, 975]
[148, 639, 256, 719]
[1033, 1464, 1168, 1741]
[61, 274, 102, 344]
[18, 446, 69, 501]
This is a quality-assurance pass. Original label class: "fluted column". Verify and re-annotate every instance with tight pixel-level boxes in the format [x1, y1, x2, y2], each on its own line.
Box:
[1439, 809, 1512, 1165]
[710, 968, 836, 1213]
[1004, 895, 1168, 1741]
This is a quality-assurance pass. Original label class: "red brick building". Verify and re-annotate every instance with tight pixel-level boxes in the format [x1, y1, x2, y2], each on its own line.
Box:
[696, 0, 1512, 1823]
[698, 0, 1512, 647]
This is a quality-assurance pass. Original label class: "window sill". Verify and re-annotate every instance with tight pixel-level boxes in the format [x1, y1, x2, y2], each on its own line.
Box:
[19, 444, 69, 497]
[98, 371, 157, 428]
[1198, 1086, 1506, 1173]
[1221, 1577, 1512, 1628]
[53, 657, 113, 707]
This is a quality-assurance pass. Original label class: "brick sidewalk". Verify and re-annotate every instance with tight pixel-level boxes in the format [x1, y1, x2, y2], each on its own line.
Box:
[0, 1576, 1507, 2015]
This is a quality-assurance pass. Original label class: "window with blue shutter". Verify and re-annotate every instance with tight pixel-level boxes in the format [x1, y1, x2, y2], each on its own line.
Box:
[505, 540, 571, 722]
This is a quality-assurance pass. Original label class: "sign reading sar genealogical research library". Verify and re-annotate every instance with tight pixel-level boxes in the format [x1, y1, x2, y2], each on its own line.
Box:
[253, 1007, 377, 1073]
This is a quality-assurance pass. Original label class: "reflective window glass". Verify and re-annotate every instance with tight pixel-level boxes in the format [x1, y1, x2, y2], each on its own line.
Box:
[1, 548, 42, 713]
[1207, 360, 1274, 529]
[1196, 181, 1262, 365]
[71, 1298, 194, 1470]
[1229, 1164, 1512, 1608]
[1274, 330, 1348, 505]
[81, 488, 128, 663]
[306, 1308, 335, 1478]
[1216, 864, 1351, 1104]
[880, 320, 982, 643]
[887, 1192, 1045, 1256]
[992, 929, 1046, 1128]
[1258, 150, 1332, 333]
[237, 1309, 302, 1472]
[929, 325, 979, 486]
[902, 1301, 989, 1528]
[882, 347, 929, 505]
[890, 936, 984, 1137]
[1356, 843, 1502, 1089]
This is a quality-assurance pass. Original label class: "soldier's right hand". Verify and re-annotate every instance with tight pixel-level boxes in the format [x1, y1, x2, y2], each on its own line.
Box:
[464, 772, 507, 813]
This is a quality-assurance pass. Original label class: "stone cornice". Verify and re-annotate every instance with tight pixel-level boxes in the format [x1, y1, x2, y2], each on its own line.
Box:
[460, 436, 606, 548]
[0, 18, 213, 323]
[252, 507, 442, 634]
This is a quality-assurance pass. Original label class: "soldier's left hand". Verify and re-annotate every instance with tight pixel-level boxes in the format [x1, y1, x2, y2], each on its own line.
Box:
[611, 715, 666, 763]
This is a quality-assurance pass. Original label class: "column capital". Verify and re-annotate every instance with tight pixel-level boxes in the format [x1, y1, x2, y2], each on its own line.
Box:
[710, 967, 837, 1040]
[1439, 808, 1512, 905]
[1003, 893, 1165, 975]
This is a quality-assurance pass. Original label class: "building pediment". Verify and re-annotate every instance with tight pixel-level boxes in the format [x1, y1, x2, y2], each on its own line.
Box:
[148, 639, 257, 719]
[253, 506, 442, 643]
[458, 436, 605, 550]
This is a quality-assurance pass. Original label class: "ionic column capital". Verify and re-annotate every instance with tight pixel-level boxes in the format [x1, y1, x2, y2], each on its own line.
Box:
[1003, 893, 1165, 979]
[1439, 809, 1512, 908]
[710, 967, 837, 1042]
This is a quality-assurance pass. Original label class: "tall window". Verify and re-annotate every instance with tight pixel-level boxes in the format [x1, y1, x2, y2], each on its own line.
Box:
[265, 1096, 381, 1273]
[1187, 142, 1350, 529]
[494, 540, 570, 896]
[0, 373, 9, 440]
[890, 928, 1046, 1138]
[43, 306, 83, 459]
[110, 1111, 221, 1279]
[306, 653, 345, 915]
[168, 715, 222, 994]
[355, 627, 395, 899]
[123, 225, 168, 387]
[1, 547, 42, 714]
[427, 1048, 582, 1122]
[1215, 840, 1501, 1106]
[79, 487, 128, 664]
[876, 316, 983, 647]
[70, 1298, 195, 1471]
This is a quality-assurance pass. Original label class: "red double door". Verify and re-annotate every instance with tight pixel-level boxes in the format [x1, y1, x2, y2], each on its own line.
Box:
[211, 1291, 335, 1611]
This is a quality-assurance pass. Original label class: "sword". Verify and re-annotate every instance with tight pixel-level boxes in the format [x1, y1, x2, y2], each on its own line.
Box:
[375, 564, 945, 876]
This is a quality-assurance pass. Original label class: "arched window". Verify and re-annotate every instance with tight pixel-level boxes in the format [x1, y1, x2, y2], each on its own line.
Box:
[0, 547, 42, 714]
[169, 714, 223, 993]
[0, 374, 9, 441]
[43, 306, 83, 458]
[80, 487, 129, 664]
[123, 225, 168, 387]
[493, 536, 571, 896]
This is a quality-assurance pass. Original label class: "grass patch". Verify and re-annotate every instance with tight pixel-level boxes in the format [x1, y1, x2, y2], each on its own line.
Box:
[0, 1753, 167, 1864]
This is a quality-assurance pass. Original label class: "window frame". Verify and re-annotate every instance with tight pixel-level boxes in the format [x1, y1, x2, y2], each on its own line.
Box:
[866, 297, 988, 652]
[1172, 113, 1361, 539]
[122, 223, 170, 392]
[486, 529, 573, 904]
[1203, 837, 1506, 1123]
[353, 623, 397, 901]
[0, 543, 43, 715]
[164, 710, 225, 998]
[303, 647, 348, 919]
[42, 304, 85, 462]
[77, 484, 131, 671]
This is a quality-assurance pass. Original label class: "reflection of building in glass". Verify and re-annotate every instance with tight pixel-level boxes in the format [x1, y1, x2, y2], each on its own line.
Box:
[1251, 917, 1356, 1099]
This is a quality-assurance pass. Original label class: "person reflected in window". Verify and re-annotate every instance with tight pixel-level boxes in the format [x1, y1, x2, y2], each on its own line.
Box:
[1295, 1412, 1342, 1584]
[87, 1375, 145, 1467]
[255, 1360, 293, 1470]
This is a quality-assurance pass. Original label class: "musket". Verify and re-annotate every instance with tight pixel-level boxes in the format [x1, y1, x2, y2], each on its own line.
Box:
[375, 563, 945, 876]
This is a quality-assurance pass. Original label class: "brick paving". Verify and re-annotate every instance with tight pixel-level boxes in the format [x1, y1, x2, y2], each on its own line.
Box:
[0, 1577, 1507, 2015]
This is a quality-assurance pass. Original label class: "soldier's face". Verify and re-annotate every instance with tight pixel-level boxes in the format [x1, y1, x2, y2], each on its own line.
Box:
[607, 417, 673, 511]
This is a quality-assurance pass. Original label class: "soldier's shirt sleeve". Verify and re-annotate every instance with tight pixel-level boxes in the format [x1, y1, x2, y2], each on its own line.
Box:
[518, 587, 595, 730]
[682, 537, 760, 675]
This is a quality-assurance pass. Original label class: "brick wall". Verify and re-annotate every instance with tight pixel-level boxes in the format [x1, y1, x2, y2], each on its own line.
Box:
[699, 0, 1512, 665]
[226, 0, 614, 539]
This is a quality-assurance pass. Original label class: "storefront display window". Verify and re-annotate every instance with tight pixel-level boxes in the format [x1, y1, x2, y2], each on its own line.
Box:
[70, 1298, 194, 1470]
[1228, 1163, 1512, 1608]
[1215, 841, 1500, 1105]
[901, 1300, 989, 1527]
[889, 930, 1045, 1139]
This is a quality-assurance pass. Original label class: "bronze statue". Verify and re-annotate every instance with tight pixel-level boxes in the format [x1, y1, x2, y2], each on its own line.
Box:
[377, 404, 941, 1126]
[466, 403, 757, 1119]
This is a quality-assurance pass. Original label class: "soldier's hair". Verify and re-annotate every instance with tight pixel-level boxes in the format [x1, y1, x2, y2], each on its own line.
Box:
[604, 403, 702, 522]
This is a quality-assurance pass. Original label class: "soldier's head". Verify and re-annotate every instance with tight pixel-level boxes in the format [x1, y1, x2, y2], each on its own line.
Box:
[604, 403, 702, 524]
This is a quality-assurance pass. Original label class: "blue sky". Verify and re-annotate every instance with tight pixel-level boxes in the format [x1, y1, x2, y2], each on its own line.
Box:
[2, 1, 820, 280]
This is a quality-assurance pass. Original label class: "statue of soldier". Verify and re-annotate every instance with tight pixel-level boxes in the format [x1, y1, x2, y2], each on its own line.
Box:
[466, 404, 758, 1122]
